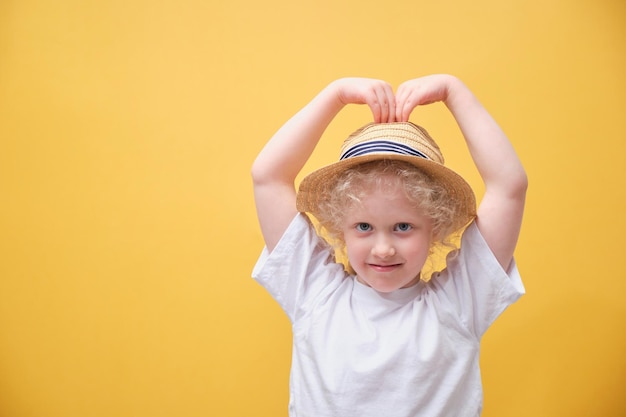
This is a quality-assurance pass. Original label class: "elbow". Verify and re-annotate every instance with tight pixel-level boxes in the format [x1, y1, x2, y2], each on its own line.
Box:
[251, 157, 292, 188]
[250, 159, 263, 185]
[518, 168, 529, 193]
[490, 167, 528, 201]
[251, 157, 272, 187]
[511, 169, 529, 201]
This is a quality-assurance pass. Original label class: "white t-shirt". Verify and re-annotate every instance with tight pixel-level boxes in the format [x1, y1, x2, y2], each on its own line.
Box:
[253, 214, 524, 417]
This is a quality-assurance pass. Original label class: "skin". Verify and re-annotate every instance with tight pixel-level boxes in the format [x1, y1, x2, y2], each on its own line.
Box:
[252, 75, 527, 275]
[342, 182, 433, 293]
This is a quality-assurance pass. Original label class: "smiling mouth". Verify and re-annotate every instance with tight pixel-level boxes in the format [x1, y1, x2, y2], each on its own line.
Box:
[368, 263, 401, 272]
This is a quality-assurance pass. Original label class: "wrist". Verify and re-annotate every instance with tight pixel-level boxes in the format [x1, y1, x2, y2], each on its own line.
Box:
[318, 80, 350, 112]
[443, 76, 473, 110]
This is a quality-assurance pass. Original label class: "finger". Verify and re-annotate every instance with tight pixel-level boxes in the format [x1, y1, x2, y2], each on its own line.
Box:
[401, 92, 416, 122]
[366, 95, 383, 123]
[375, 82, 397, 123]
[395, 90, 411, 122]
[374, 86, 390, 123]
[395, 84, 409, 121]
[383, 84, 396, 122]
[394, 89, 404, 121]
[365, 84, 386, 123]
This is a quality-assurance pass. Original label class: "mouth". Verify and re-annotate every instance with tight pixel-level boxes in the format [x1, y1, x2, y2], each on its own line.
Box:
[368, 263, 401, 272]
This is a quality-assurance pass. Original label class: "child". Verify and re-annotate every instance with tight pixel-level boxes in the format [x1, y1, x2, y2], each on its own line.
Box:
[251, 75, 527, 417]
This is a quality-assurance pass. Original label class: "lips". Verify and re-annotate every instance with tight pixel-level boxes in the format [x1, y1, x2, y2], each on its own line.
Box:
[368, 263, 401, 272]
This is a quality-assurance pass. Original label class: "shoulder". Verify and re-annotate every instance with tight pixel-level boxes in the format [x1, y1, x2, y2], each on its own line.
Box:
[444, 222, 524, 292]
[252, 213, 347, 321]
[253, 213, 327, 276]
[425, 221, 525, 337]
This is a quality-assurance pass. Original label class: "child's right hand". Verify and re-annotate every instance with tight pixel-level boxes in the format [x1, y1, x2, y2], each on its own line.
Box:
[329, 78, 396, 123]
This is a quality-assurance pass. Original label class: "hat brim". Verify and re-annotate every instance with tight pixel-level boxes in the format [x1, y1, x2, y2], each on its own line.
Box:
[296, 153, 477, 232]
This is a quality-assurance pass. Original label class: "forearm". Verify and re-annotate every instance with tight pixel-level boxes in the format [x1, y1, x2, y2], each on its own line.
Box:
[444, 76, 527, 196]
[443, 76, 527, 268]
[252, 77, 395, 251]
[251, 86, 342, 252]
[251, 83, 345, 188]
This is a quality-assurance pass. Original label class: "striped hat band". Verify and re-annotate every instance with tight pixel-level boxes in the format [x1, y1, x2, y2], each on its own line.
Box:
[340, 140, 430, 161]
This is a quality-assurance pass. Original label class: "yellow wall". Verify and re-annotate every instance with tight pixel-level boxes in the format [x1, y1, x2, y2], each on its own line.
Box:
[1, 0, 624, 415]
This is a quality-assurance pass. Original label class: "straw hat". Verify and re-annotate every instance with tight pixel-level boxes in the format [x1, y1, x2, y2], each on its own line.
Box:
[296, 122, 476, 231]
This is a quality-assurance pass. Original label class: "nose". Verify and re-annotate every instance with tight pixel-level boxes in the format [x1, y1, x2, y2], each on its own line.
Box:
[371, 235, 396, 258]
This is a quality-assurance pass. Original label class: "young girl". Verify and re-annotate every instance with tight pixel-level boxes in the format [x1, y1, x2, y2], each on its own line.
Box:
[251, 75, 527, 417]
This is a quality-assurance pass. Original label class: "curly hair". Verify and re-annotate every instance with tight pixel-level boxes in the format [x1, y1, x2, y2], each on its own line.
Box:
[309, 159, 467, 278]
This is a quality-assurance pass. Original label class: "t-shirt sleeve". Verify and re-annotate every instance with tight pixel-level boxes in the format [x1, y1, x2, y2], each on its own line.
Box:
[429, 221, 525, 339]
[252, 213, 347, 323]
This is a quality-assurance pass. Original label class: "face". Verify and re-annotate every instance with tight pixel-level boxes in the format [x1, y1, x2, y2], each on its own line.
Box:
[341, 184, 433, 293]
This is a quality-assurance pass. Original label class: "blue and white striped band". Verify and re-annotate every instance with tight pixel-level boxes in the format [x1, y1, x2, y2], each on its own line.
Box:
[340, 140, 429, 161]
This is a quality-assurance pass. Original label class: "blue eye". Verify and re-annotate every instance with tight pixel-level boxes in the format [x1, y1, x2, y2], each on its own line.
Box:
[356, 223, 372, 232]
[395, 223, 412, 232]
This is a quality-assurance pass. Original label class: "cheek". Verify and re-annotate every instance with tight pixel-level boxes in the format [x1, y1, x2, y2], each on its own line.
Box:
[344, 236, 367, 259]
[402, 238, 431, 259]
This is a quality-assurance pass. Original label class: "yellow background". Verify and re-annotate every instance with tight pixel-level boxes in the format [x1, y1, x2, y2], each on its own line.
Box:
[1, 0, 625, 416]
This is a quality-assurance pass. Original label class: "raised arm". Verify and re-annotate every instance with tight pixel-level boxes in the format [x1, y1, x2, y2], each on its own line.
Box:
[395, 74, 527, 270]
[252, 78, 396, 252]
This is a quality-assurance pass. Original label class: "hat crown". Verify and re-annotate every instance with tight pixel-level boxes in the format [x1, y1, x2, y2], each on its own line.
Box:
[339, 122, 444, 164]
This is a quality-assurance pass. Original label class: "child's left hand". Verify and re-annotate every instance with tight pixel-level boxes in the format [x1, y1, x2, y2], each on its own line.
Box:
[394, 74, 457, 121]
